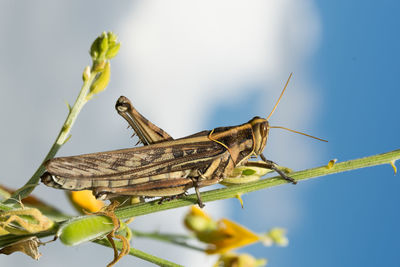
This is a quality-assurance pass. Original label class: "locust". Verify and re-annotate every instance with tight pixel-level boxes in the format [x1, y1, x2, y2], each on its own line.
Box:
[41, 74, 325, 207]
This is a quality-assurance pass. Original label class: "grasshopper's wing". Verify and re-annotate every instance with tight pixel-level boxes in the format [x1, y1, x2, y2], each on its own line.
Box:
[41, 137, 229, 192]
[116, 96, 173, 145]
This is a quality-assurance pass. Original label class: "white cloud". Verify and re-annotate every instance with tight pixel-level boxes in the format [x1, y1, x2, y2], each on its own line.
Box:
[115, 1, 321, 266]
[0, 1, 321, 266]
[118, 0, 321, 135]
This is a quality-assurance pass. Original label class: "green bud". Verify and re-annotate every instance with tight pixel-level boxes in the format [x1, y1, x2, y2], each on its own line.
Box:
[107, 32, 117, 43]
[184, 214, 217, 232]
[87, 61, 110, 100]
[90, 31, 120, 63]
[82, 66, 91, 82]
[100, 33, 109, 55]
[58, 215, 114, 246]
[105, 42, 121, 60]
[90, 35, 102, 59]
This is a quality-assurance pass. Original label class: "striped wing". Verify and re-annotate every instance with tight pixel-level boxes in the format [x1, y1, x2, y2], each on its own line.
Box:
[41, 135, 229, 191]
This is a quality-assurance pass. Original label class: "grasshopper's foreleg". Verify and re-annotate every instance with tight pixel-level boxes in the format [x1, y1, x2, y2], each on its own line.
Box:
[258, 154, 297, 184]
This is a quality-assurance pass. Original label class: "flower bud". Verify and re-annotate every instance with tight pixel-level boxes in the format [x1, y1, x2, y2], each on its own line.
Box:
[82, 66, 91, 82]
[87, 61, 110, 99]
[90, 32, 120, 64]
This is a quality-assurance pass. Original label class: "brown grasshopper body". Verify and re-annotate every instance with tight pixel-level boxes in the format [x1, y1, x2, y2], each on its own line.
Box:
[42, 76, 310, 207]
[41, 97, 286, 207]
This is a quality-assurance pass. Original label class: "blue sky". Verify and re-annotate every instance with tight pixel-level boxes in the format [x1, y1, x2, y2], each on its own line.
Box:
[234, 1, 400, 266]
[0, 1, 399, 266]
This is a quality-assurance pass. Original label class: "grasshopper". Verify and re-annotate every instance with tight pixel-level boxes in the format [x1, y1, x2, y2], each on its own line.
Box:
[41, 74, 325, 207]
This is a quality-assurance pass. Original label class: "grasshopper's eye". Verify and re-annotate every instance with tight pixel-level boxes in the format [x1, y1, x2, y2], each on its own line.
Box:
[116, 96, 131, 112]
[261, 123, 268, 137]
[116, 102, 130, 112]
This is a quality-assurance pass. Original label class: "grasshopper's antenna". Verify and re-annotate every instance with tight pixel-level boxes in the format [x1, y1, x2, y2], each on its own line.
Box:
[270, 126, 328, 142]
[267, 73, 327, 143]
[266, 73, 292, 121]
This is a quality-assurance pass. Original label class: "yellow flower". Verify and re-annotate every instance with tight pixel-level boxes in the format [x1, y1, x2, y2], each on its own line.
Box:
[184, 206, 260, 254]
[214, 252, 267, 267]
[184, 206, 215, 231]
[206, 218, 260, 254]
[68, 190, 104, 213]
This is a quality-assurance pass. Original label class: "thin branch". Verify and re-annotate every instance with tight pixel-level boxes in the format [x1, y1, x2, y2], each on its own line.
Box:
[132, 230, 205, 252]
[4, 74, 97, 204]
[94, 239, 183, 267]
[3, 32, 120, 205]
[0, 149, 398, 265]
[113, 149, 400, 219]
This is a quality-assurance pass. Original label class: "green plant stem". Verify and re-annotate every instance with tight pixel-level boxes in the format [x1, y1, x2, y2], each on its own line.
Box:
[0, 229, 58, 248]
[0, 203, 12, 212]
[113, 149, 400, 219]
[0, 149, 398, 263]
[4, 74, 97, 204]
[94, 239, 183, 267]
[131, 230, 205, 252]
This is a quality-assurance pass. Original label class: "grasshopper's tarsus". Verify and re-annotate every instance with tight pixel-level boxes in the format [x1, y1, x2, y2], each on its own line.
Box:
[270, 163, 297, 184]
[158, 192, 187, 204]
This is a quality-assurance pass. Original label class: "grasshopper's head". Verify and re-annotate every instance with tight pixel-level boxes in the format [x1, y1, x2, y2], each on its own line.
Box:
[248, 116, 270, 155]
